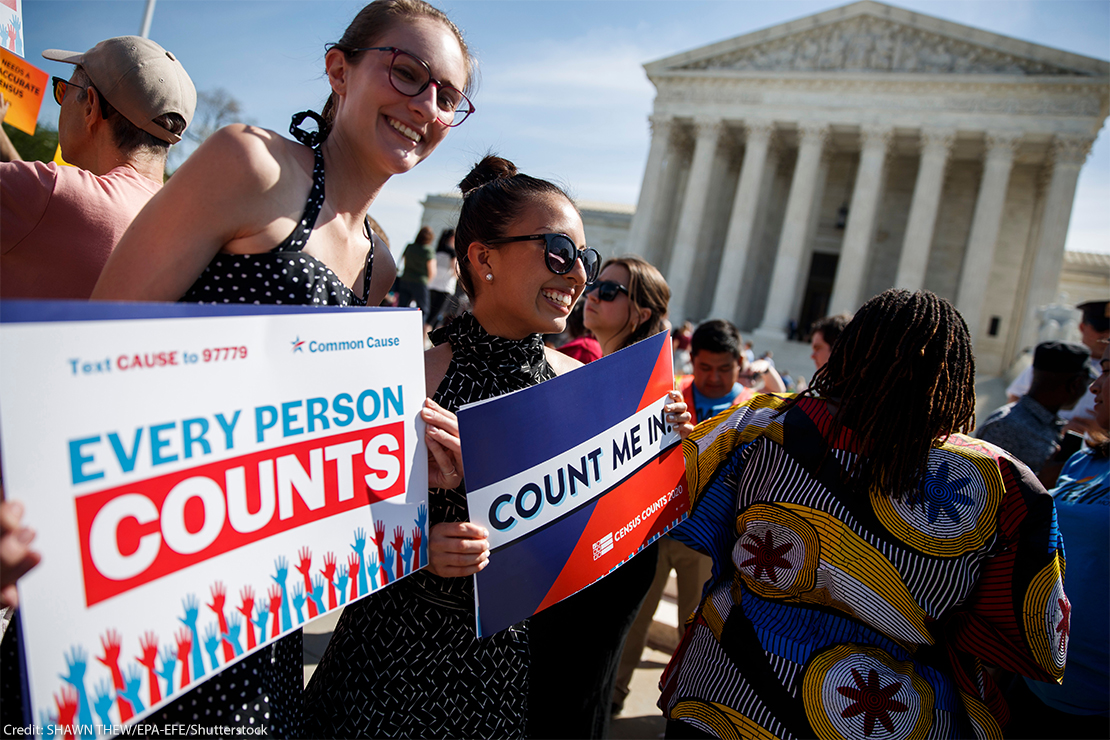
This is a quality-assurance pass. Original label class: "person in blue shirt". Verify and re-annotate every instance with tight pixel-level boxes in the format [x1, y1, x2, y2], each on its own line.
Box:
[1007, 339, 1109, 739]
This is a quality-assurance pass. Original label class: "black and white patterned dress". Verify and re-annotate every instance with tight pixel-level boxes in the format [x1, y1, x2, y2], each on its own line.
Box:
[148, 129, 376, 736]
[303, 312, 554, 739]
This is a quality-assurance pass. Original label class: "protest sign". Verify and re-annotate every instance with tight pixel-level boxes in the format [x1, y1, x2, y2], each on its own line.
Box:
[459, 331, 688, 637]
[0, 45, 46, 134]
[0, 0, 21, 57]
[0, 300, 430, 731]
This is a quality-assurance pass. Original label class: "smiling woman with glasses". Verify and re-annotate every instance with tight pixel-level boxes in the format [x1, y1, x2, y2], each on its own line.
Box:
[89, 1, 475, 737]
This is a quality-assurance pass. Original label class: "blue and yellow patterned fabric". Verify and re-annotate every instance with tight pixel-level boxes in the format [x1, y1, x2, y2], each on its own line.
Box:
[661, 395, 1068, 740]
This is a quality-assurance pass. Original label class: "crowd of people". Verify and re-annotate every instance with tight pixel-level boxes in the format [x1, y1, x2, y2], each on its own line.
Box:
[0, 0, 1106, 738]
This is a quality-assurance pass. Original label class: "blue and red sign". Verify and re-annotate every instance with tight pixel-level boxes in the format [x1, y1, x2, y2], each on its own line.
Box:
[459, 331, 688, 637]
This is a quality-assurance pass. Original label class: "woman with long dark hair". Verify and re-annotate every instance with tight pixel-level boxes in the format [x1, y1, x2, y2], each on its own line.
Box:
[88, 1, 474, 733]
[661, 289, 1068, 739]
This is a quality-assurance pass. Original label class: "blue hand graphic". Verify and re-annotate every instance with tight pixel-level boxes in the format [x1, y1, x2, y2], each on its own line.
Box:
[118, 666, 146, 713]
[59, 645, 94, 728]
[252, 602, 270, 637]
[203, 623, 221, 672]
[180, 594, 206, 679]
[222, 614, 244, 657]
[273, 556, 293, 632]
[382, 545, 395, 584]
[309, 574, 326, 614]
[335, 565, 350, 606]
[352, 527, 369, 596]
[291, 582, 306, 625]
[402, 538, 414, 576]
[416, 504, 429, 563]
[92, 679, 114, 726]
[365, 552, 379, 590]
[156, 645, 177, 696]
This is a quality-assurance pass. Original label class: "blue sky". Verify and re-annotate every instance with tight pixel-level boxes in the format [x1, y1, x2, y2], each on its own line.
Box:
[21, 0, 1110, 256]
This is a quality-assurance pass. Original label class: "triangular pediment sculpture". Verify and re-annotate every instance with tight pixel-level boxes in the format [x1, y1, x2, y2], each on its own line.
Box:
[647, 1, 1107, 79]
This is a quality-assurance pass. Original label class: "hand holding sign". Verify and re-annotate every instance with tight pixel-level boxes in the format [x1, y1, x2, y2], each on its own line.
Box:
[428, 522, 490, 578]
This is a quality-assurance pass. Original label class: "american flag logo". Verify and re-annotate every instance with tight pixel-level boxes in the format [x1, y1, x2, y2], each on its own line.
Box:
[592, 533, 614, 560]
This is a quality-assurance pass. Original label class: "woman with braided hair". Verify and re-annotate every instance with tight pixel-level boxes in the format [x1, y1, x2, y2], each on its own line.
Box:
[661, 289, 1069, 739]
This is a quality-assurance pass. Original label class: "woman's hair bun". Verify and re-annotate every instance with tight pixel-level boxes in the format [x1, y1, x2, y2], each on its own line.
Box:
[459, 154, 518, 195]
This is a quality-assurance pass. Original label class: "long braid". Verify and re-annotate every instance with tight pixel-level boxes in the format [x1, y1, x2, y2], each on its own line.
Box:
[791, 289, 976, 500]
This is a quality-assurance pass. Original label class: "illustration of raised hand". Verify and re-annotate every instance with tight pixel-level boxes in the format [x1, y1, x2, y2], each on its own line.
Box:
[273, 556, 293, 631]
[156, 645, 177, 696]
[118, 665, 146, 713]
[92, 678, 114, 726]
[365, 551, 379, 590]
[252, 602, 270, 640]
[202, 623, 221, 672]
[136, 631, 162, 705]
[59, 645, 93, 728]
[392, 525, 405, 573]
[55, 684, 79, 727]
[237, 586, 257, 650]
[321, 551, 338, 610]
[291, 582, 306, 625]
[347, 552, 361, 600]
[179, 594, 205, 679]
[296, 547, 317, 618]
[38, 710, 57, 734]
[97, 629, 132, 720]
[309, 574, 326, 614]
[267, 584, 283, 639]
[382, 546, 394, 585]
[208, 581, 233, 662]
[402, 538, 414, 576]
[335, 564, 349, 606]
[222, 614, 244, 657]
[174, 628, 193, 687]
[351, 528, 368, 596]
[373, 520, 386, 565]
[412, 527, 423, 570]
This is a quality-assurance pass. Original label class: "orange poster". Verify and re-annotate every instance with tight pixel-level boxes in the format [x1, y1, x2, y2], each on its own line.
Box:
[0, 45, 46, 134]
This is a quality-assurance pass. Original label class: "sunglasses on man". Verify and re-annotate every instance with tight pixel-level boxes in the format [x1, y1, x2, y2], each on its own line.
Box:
[486, 233, 601, 284]
[584, 280, 629, 302]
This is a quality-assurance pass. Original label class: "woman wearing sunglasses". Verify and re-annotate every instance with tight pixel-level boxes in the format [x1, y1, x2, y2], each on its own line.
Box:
[304, 155, 690, 737]
[88, 0, 472, 734]
[583, 256, 671, 357]
[527, 254, 678, 739]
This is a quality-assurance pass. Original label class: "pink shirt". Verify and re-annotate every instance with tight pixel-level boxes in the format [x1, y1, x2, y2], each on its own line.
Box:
[1, 161, 161, 298]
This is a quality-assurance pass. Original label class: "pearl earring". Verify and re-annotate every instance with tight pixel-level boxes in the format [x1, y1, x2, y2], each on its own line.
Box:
[485, 274, 493, 282]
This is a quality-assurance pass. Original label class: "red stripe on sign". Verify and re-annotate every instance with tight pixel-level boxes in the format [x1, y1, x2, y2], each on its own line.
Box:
[536, 445, 687, 612]
[637, 336, 675, 413]
[74, 422, 406, 606]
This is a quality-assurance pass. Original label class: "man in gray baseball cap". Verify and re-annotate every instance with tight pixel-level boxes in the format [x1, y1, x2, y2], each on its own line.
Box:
[0, 36, 196, 299]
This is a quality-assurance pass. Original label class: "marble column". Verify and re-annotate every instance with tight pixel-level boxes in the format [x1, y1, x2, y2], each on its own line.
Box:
[709, 120, 775, 323]
[755, 122, 829, 339]
[1018, 134, 1094, 349]
[894, 127, 955, 291]
[955, 131, 1020, 337]
[626, 115, 674, 257]
[667, 117, 724, 322]
[828, 125, 892, 316]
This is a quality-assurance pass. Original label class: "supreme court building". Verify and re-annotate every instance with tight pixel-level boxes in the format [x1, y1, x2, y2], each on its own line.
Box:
[624, 1, 1108, 375]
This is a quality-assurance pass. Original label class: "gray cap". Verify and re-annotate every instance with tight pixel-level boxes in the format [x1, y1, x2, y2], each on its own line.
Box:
[43, 36, 196, 144]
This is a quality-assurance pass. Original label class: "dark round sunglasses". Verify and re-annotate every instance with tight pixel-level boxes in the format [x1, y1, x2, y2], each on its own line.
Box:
[584, 280, 629, 302]
[51, 76, 90, 106]
[344, 46, 474, 127]
[486, 233, 601, 284]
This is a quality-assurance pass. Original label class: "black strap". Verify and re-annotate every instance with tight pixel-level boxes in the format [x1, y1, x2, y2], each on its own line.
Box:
[289, 110, 327, 148]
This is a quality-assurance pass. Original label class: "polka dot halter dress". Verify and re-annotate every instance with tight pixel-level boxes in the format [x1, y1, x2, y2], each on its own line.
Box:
[179, 146, 375, 307]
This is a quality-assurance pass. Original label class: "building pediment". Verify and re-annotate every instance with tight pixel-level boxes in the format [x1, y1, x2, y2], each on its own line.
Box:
[647, 1, 1109, 79]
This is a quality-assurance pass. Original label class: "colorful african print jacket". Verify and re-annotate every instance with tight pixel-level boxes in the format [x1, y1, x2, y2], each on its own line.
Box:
[660, 394, 1068, 740]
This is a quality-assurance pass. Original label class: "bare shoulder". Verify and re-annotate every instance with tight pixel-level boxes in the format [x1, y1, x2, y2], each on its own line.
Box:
[425, 342, 453, 396]
[545, 346, 583, 376]
[178, 125, 308, 193]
